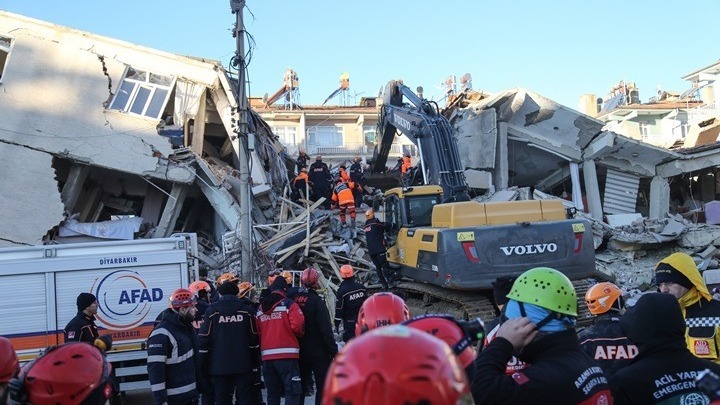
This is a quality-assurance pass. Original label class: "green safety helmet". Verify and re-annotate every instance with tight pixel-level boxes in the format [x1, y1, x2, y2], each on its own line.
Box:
[506, 267, 578, 317]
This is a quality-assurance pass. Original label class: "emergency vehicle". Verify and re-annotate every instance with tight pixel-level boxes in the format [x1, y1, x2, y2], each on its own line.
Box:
[0, 233, 198, 392]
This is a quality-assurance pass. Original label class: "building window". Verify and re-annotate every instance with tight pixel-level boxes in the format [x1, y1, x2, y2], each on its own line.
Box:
[273, 126, 298, 155]
[674, 123, 689, 140]
[109, 66, 174, 119]
[0, 34, 14, 82]
[308, 126, 343, 147]
[639, 121, 650, 141]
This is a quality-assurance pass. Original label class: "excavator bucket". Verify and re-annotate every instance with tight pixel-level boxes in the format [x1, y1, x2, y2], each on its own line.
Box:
[363, 171, 403, 190]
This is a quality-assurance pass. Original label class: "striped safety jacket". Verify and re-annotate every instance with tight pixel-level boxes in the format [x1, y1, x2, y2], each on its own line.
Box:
[257, 291, 305, 361]
[147, 311, 199, 404]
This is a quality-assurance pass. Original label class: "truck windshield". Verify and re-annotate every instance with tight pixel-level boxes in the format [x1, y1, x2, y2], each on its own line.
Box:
[405, 195, 439, 227]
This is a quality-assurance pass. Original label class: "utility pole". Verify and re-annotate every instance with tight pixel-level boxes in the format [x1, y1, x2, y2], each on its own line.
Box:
[229, 0, 253, 281]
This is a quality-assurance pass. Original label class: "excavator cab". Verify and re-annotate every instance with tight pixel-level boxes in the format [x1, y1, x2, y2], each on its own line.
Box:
[383, 185, 442, 249]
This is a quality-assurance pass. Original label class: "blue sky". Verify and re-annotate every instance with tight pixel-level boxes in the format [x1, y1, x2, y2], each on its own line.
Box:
[2, 1, 719, 110]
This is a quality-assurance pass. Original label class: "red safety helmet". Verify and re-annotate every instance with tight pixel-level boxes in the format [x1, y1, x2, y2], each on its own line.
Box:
[340, 264, 354, 279]
[301, 267, 320, 288]
[188, 280, 211, 295]
[403, 314, 477, 368]
[586, 282, 623, 315]
[217, 272, 239, 285]
[323, 325, 471, 405]
[169, 288, 196, 309]
[355, 292, 410, 336]
[0, 336, 19, 383]
[8, 342, 112, 405]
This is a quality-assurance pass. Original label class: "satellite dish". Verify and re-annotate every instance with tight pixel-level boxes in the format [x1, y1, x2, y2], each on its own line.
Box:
[262, 93, 269, 103]
[416, 86, 424, 98]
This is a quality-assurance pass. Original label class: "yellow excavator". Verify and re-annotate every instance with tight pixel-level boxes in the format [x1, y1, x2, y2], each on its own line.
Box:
[368, 81, 600, 321]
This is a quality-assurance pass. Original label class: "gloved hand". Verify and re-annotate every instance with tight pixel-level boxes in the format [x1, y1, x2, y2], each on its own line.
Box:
[93, 334, 113, 353]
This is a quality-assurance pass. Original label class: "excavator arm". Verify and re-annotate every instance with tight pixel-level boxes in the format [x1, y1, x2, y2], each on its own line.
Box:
[371, 80, 470, 202]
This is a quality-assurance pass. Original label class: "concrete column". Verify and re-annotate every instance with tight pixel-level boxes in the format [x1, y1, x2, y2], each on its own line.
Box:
[649, 176, 670, 220]
[140, 185, 166, 227]
[493, 122, 509, 191]
[154, 184, 188, 237]
[582, 160, 603, 220]
[61, 164, 89, 215]
[189, 90, 207, 155]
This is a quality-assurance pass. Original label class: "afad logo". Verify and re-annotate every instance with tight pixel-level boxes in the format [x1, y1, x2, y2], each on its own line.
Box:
[91, 270, 164, 330]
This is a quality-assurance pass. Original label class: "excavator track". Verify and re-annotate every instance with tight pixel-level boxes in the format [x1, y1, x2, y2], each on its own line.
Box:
[383, 278, 597, 327]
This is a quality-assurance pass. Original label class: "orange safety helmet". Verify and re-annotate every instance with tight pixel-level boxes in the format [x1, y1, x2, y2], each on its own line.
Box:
[169, 288, 196, 309]
[188, 280, 211, 295]
[585, 282, 623, 315]
[402, 314, 477, 368]
[0, 336, 19, 383]
[217, 272, 239, 285]
[8, 342, 112, 405]
[301, 267, 320, 288]
[355, 292, 410, 336]
[323, 325, 471, 405]
[340, 264, 354, 279]
[238, 282, 254, 299]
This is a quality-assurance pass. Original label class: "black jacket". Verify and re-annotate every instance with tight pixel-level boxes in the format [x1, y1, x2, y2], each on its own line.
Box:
[334, 278, 367, 325]
[349, 162, 363, 184]
[198, 294, 260, 376]
[293, 288, 337, 360]
[577, 314, 637, 380]
[64, 312, 99, 343]
[147, 311, 200, 404]
[296, 153, 309, 170]
[472, 329, 612, 404]
[363, 218, 386, 256]
[610, 293, 720, 404]
[308, 161, 331, 190]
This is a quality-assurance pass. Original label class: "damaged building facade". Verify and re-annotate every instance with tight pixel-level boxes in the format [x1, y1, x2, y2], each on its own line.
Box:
[0, 11, 288, 275]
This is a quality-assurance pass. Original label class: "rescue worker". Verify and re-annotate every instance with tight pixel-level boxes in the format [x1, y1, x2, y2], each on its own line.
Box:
[355, 292, 410, 336]
[334, 264, 367, 343]
[363, 209, 390, 289]
[401, 152, 412, 185]
[257, 275, 305, 405]
[338, 165, 350, 183]
[578, 282, 637, 380]
[331, 177, 356, 228]
[403, 314, 481, 381]
[259, 268, 282, 303]
[147, 288, 202, 405]
[323, 325, 472, 404]
[656, 252, 720, 363]
[198, 267, 218, 302]
[471, 267, 613, 404]
[308, 155, 332, 209]
[292, 167, 311, 202]
[199, 280, 261, 405]
[64, 292, 100, 343]
[482, 276, 527, 376]
[293, 267, 337, 405]
[0, 336, 19, 402]
[296, 150, 310, 172]
[189, 280, 212, 332]
[610, 293, 720, 404]
[238, 281, 258, 305]
[7, 342, 113, 405]
[349, 156, 364, 207]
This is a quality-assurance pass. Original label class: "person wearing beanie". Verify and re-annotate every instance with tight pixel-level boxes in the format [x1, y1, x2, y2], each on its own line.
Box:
[64, 292, 100, 343]
[471, 268, 612, 405]
[256, 266, 305, 405]
[199, 274, 260, 405]
[656, 252, 720, 363]
[610, 293, 720, 404]
[481, 276, 527, 376]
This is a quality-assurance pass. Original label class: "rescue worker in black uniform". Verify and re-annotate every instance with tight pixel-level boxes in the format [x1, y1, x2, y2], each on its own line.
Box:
[363, 209, 390, 289]
[296, 150, 310, 172]
[472, 267, 612, 405]
[199, 281, 261, 405]
[334, 265, 367, 343]
[349, 156, 364, 208]
[64, 292, 100, 343]
[198, 267, 219, 303]
[308, 155, 332, 209]
[293, 267, 338, 405]
[610, 292, 720, 404]
[577, 282, 637, 380]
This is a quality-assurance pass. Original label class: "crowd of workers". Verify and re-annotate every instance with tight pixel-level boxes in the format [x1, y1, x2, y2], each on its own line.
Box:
[5, 250, 720, 404]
